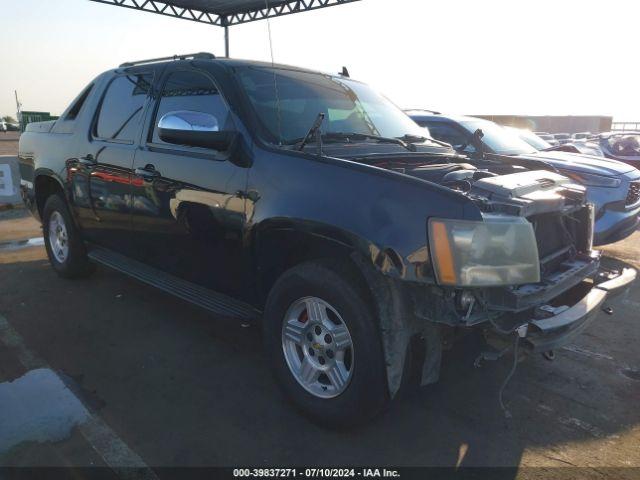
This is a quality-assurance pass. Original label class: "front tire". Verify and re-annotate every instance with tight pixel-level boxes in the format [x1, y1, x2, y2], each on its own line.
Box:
[263, 260, 389, 427]
[42, 194, 94, 278]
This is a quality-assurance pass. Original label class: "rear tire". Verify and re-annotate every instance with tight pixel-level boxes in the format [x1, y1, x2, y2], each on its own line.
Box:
[42, 194, 94, 279]
[263, 259, 389, 427]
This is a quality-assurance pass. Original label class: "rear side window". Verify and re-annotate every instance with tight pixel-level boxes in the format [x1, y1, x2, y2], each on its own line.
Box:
[151, 70, 231, 145]
[65, 84, 94, 121]
[95, 74, 153, 142]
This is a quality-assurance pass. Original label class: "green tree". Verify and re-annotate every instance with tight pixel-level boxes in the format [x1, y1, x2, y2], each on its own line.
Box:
[2, 115, 17, 124]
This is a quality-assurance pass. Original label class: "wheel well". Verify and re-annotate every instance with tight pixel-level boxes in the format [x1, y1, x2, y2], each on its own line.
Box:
[35, 175, 64, 218]
[257, 230, 370, 308]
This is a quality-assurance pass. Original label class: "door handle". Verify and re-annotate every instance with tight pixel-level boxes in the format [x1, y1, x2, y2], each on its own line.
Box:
[134, 165, 161, 180]
[236, 190, 260, 202]
[78, 154, 96, 167]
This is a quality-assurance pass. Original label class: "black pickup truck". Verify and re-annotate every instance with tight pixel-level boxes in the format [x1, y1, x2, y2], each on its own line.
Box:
[18, 53, 636, 426]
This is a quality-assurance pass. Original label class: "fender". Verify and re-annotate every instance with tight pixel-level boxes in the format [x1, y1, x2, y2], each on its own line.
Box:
[252, 223, 443, 398]
[31, 169, 74, 222]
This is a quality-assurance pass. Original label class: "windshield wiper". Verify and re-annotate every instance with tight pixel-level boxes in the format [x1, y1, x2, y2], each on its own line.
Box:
[291, 129, 430, 154]
[323, 132, 416, 152]
[397, 133, 451, 148]
[297, 113, 325, 154]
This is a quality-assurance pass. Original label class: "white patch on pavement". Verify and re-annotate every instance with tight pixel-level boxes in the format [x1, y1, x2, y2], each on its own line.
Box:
[0, 368, 90, 453]
[0, 314, 158, 478]
[0, 237, 45, 251]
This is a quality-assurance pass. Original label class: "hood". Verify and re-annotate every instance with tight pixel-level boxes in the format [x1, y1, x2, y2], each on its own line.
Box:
[518, 150, 635, 177]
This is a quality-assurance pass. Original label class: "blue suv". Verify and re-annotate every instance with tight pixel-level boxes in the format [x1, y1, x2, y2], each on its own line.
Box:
[407, 111, 640, 246]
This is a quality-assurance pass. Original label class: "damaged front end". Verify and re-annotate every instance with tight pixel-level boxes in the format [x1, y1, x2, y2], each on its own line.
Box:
[453, 171, 634, 355]
[369, 168, 636, 398]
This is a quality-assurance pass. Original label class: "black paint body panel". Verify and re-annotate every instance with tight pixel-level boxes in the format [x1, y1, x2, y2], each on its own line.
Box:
[18, 59, 482, 309]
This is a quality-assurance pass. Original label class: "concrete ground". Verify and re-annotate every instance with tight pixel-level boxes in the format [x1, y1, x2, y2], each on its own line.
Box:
[0, 208, 639, 478]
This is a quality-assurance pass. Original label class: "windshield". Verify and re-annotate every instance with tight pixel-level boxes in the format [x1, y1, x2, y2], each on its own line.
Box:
[237, 66, 428, 145]
[459, 120, 538, 155]
[507, 127, 551, 151]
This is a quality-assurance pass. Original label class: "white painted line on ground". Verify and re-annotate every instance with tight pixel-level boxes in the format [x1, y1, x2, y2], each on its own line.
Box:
[562, 344, 614, 361]
[0, 314, 158, 479]
[557, 416, 605, 439]
[518, 396, 608, 441]
[561, 344, 634, 378]
[0, 315, 45, 370]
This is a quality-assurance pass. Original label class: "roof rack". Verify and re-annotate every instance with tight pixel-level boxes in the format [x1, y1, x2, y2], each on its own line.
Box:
[120, 52, 215, 68]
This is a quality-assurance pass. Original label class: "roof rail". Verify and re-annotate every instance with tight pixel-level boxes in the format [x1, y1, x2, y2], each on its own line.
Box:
[404, 108, 442, 115]
[120, 52, 215, 68]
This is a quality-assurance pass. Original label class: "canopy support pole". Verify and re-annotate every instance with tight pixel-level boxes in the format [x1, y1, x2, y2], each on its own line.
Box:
[224, 25, 230, 57]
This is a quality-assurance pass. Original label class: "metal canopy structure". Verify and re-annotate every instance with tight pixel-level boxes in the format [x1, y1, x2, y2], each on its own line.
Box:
[89, 0, 361, 56]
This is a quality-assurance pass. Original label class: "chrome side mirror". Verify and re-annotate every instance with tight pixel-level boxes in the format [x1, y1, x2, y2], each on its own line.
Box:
[158, 110, 220, 132]
[157, 110, 236, 151]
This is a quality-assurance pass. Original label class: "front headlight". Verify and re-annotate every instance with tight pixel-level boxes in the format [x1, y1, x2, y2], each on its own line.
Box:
[560, 170, 621, 188]
[428, 217, 540, 287]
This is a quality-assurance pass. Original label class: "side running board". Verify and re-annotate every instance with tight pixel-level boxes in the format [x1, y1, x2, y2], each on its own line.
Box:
[87, 246, 261, 322]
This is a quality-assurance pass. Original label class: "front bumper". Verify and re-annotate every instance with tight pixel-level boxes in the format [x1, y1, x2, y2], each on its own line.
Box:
[594, 206, 640, 246]
[522, 267, 636, 352]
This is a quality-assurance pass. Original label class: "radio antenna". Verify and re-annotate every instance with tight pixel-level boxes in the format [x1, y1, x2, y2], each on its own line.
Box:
[265, 0, 283, 145]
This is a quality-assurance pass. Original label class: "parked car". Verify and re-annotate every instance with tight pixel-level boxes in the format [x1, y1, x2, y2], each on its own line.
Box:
[6, 122, 20, 132]
[407, 111, 640, 246]
[507, 127, 604, 157]
[505, 127, 552, 150]
[572, 132, 592, 140]
[553, 133, 573, 145]
[19, 55, 635, 425]
[0, 121, 6, 132]
[534, 132, 560, 146]
[591, 132, 640, 168]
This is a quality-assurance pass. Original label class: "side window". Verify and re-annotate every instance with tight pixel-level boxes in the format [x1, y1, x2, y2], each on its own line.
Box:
[65, 84, 94, 121]
[95, 73, 153, 142]
[424, 123, 470, 148]
[152, 70, 231, 145]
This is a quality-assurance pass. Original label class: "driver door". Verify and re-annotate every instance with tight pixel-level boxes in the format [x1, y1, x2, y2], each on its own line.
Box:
[129, 67, 250, 298]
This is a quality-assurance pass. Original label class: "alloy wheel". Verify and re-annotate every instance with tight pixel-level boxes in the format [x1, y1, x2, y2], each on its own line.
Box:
[281, 296, 354, 399]
[48, 211, 69, 263]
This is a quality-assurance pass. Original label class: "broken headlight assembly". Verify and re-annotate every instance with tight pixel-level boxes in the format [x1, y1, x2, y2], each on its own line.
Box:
[428, 216, 540, 287]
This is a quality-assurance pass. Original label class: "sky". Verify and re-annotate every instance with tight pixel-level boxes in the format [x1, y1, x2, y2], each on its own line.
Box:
[0, 0, 638, 121]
